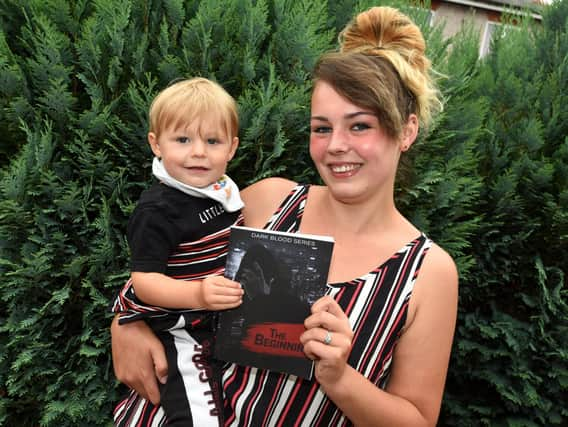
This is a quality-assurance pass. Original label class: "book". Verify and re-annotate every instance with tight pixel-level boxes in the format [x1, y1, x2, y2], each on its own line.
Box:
[214, 225, 335, 379]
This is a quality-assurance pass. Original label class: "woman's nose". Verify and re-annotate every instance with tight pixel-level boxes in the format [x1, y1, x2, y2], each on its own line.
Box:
[327, 128, 349, 153]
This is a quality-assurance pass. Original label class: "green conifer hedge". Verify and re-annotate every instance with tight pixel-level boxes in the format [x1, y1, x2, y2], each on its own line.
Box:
[440, 2, 568, 424]
[0, 0, 565, 426]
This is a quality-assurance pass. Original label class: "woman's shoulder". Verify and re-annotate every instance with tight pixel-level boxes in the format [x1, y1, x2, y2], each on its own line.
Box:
[399, 239, 458, 342]
[411, 241, 458, 314]
[241, 178, 299, 228]
[419, 240, 458, 290]
[425, 242, 458, 276]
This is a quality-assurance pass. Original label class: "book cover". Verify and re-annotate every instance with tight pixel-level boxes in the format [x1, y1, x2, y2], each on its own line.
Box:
[214, 225, 334, 379]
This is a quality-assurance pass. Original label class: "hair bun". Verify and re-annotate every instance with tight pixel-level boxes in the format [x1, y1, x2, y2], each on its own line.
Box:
[339, 6, 427, 73]
[337, 6, 441, 129]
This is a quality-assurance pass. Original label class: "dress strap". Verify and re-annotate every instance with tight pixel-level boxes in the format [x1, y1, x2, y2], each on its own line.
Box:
[263, 185, 309, 233]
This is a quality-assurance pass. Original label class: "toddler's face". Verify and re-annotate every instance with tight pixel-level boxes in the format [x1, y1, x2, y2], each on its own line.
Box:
[149, 116, 238, 188]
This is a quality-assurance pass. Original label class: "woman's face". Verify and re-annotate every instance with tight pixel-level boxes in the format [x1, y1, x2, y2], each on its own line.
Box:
[309, 81, 409, 204]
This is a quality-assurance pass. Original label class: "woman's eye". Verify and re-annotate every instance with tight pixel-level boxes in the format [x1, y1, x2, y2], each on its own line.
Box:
[352, 123, 371, 131]
[311, 126, 332, 134]
[176, 136, 190, 143]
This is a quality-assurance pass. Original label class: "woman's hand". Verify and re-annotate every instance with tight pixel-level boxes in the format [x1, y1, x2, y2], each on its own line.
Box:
[110, 316, 168, 405]
[300, 295, 354, 387]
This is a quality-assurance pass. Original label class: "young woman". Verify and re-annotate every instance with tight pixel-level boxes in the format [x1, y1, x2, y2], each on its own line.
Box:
[111, 6, 458, 426]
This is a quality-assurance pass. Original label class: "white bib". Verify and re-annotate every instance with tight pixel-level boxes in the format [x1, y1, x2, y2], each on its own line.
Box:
[152, 157, 244, 212]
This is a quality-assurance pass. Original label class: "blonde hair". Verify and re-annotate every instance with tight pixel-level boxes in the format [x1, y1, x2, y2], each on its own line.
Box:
[148, 77, 238, 139]
[314, 6, 442, 139]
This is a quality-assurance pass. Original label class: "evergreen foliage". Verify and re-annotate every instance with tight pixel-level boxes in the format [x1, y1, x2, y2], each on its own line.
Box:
[441, 2, 568, 425]
[0, 0, 565, 426]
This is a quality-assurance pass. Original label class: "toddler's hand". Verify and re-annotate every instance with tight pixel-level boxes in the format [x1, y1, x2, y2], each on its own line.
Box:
[200, 276, 243, 310]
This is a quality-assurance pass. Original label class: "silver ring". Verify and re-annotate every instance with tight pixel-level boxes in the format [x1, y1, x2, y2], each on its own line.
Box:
[323, 330, 332, 345]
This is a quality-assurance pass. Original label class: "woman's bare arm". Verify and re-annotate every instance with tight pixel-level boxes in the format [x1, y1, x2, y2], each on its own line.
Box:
[301, 244, 458, 426]
[111, 316, 168, 405]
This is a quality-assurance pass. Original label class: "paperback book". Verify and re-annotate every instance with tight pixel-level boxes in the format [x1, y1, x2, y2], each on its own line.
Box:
[214, 225, 334, 379]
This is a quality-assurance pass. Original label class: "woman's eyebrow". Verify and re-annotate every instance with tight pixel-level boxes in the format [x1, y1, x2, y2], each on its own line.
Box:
[310, 111, 375, 121]
[345, 111, 375, 119]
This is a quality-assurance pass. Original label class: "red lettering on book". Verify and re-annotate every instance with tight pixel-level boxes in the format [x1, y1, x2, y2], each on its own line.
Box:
[242, 323, 305, 357]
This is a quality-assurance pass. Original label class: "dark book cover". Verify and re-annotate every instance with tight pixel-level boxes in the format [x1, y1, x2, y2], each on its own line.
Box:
[214, 225, 334, 379]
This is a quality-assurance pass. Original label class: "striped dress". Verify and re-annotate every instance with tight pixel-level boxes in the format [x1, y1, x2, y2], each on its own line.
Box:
[222, 185, 432, 426]
[112, 184, 431, 426]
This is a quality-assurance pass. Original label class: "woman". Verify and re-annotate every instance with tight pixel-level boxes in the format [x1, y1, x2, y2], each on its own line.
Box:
[111, 6, 458, 426]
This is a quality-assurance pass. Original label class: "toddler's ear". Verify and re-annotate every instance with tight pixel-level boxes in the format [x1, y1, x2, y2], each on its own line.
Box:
[148, 132, 161, 158]
[229, 136, 239, 159]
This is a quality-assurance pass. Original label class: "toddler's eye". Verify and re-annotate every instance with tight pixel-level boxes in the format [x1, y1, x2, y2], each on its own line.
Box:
[176, 136, 190, 143]
[207, 138, 219, 145]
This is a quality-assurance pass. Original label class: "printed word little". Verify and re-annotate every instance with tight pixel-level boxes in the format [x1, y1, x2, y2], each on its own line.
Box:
[199, 204, 225, 224]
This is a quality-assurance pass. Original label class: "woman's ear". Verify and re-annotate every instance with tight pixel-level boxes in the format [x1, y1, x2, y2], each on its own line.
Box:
[400, 114, 419, 152]
[148, 132, 161, 158]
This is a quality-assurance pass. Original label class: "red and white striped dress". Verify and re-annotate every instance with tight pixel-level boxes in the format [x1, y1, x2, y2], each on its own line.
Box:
[112, 184, 432, 426]
[222, 185, 432, 426]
